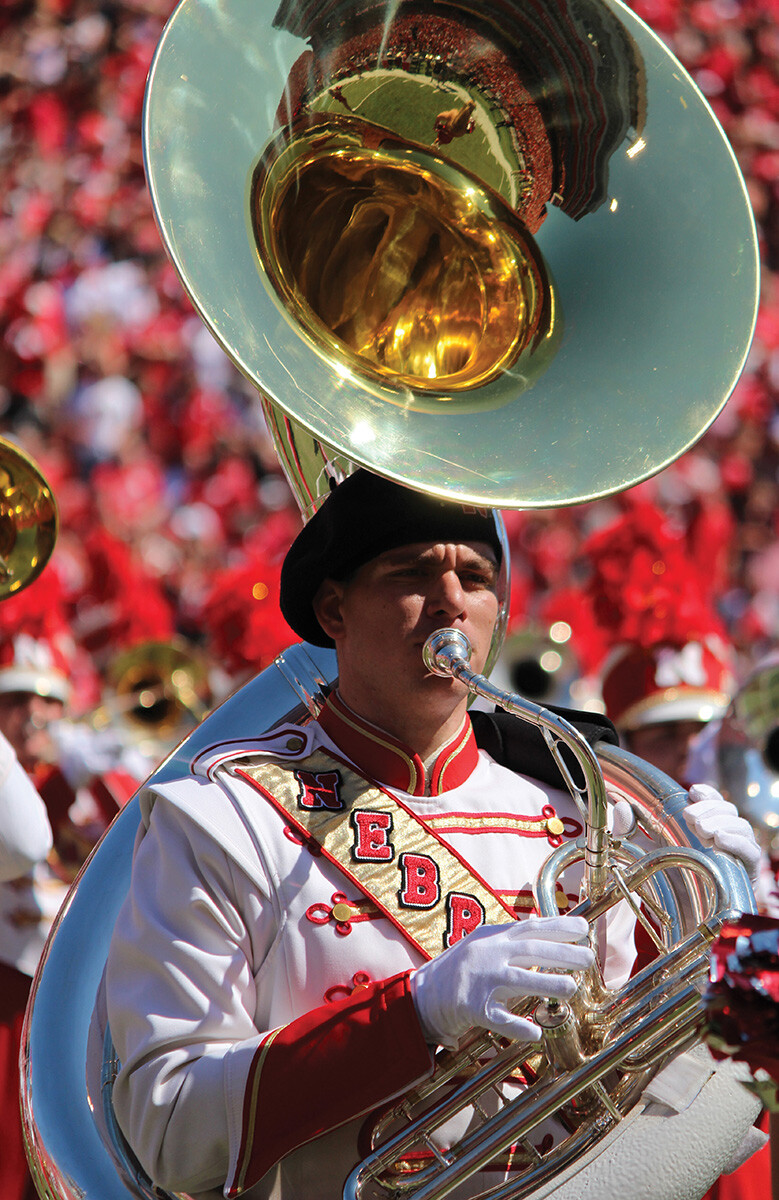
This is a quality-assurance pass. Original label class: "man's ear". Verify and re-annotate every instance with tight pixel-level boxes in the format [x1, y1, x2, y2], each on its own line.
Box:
[312, 579, 346, 642]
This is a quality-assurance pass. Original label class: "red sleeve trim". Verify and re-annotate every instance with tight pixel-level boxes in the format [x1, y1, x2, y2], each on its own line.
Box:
[227, 971, 432, 1195]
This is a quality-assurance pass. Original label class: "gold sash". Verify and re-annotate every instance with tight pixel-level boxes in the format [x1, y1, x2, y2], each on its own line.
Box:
[232, 750, 516, 959]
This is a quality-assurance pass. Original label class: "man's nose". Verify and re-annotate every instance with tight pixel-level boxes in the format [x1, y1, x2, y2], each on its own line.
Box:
[426, 570, 467, 619]
[28, 700, 50, 730]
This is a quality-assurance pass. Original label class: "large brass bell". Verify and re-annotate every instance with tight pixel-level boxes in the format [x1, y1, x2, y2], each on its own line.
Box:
[0, 437, 58, 598]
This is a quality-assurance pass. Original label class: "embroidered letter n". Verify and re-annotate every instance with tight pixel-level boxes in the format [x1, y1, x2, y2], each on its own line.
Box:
[295, 770, 343, 811]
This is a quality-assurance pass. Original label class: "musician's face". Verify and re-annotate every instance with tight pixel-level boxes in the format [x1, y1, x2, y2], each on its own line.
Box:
[625, 719, 706, 787]
[0, 690, 65, 773]
[313, 540, 499, 745]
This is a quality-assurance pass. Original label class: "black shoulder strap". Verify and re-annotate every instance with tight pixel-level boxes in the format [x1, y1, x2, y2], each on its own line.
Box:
[470, 705, 618, 793]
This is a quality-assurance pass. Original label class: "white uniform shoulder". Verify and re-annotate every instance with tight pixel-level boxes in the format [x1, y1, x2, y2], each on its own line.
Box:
[133, 723, 330, 896]
[134, 771, 273, 901]
[190, 722, 320, 780]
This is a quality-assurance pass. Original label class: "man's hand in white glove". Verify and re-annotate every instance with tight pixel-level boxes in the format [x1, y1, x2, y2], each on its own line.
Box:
[610, 798, 636, 840]
[410, 915, 594, 1049]
[683, 783, 761, 884]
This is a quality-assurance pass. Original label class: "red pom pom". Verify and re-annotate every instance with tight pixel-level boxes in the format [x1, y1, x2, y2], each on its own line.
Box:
[201, 557, 299, 680]
[705, 915, 779, 1110]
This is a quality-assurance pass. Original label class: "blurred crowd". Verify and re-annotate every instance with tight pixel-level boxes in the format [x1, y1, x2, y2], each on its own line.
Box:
[0, 0, 776, 738]
[0, 6, 775, 1197]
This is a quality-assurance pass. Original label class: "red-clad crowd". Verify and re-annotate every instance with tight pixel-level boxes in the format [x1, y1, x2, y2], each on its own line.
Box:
[0, 5, 775, 1199]
[0, 0, 775, 711]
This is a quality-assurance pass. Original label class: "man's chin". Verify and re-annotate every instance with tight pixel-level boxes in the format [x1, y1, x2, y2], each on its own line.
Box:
[419, 673, 471, 709]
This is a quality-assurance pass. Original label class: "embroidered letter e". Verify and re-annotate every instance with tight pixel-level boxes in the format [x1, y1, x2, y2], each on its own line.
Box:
[351, 810, 394, 860]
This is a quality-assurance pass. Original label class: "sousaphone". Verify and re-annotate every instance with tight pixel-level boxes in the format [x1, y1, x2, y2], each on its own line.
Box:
[21, 1, 761, 1198]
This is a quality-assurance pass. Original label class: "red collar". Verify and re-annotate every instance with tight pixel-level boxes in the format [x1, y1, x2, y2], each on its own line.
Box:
[317, 691, 479, 797]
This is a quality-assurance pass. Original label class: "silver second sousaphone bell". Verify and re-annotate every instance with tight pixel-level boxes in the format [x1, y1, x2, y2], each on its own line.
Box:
[22, 0, 761, 1198]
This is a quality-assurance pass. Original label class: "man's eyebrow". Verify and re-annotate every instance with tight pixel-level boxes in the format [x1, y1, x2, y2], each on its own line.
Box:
[378, 546, 497, 568]
[377, 546, 431, 563]
[458, 547, 499, 569]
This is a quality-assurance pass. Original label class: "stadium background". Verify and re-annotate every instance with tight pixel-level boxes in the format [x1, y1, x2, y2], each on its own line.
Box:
[0, 0, 776, 716]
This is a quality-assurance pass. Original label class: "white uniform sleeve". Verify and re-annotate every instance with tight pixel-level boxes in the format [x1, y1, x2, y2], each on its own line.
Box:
[0, 729, 53, 881]
[105, 788, 276, 1196]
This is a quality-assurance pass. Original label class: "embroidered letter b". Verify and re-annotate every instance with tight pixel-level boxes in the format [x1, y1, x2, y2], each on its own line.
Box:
[398, 853, 440, 909]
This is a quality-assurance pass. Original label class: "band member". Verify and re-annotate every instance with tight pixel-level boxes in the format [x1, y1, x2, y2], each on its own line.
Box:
[0, 578, 136, 1200]
[601, 639, 776, 1200]
[0, 730, 52, 1200]
[103, 471, 761, 1200]
[601, 637, 734, 788]
[0, 735, 52, 886]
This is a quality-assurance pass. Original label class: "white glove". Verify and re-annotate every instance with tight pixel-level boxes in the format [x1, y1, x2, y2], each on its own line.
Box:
[410, 915, 594, 1048]
[683, 783, 761, 884]
[610, 798, 636, 840]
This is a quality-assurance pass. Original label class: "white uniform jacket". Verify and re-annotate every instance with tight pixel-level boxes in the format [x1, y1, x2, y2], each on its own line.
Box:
[104, 693, 636, 1200]
[0, 730, 54, 976]
[0, 731, 52, 887]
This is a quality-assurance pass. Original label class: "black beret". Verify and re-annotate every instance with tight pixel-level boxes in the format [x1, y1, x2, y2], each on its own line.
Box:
[280, 470, 503, 648]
